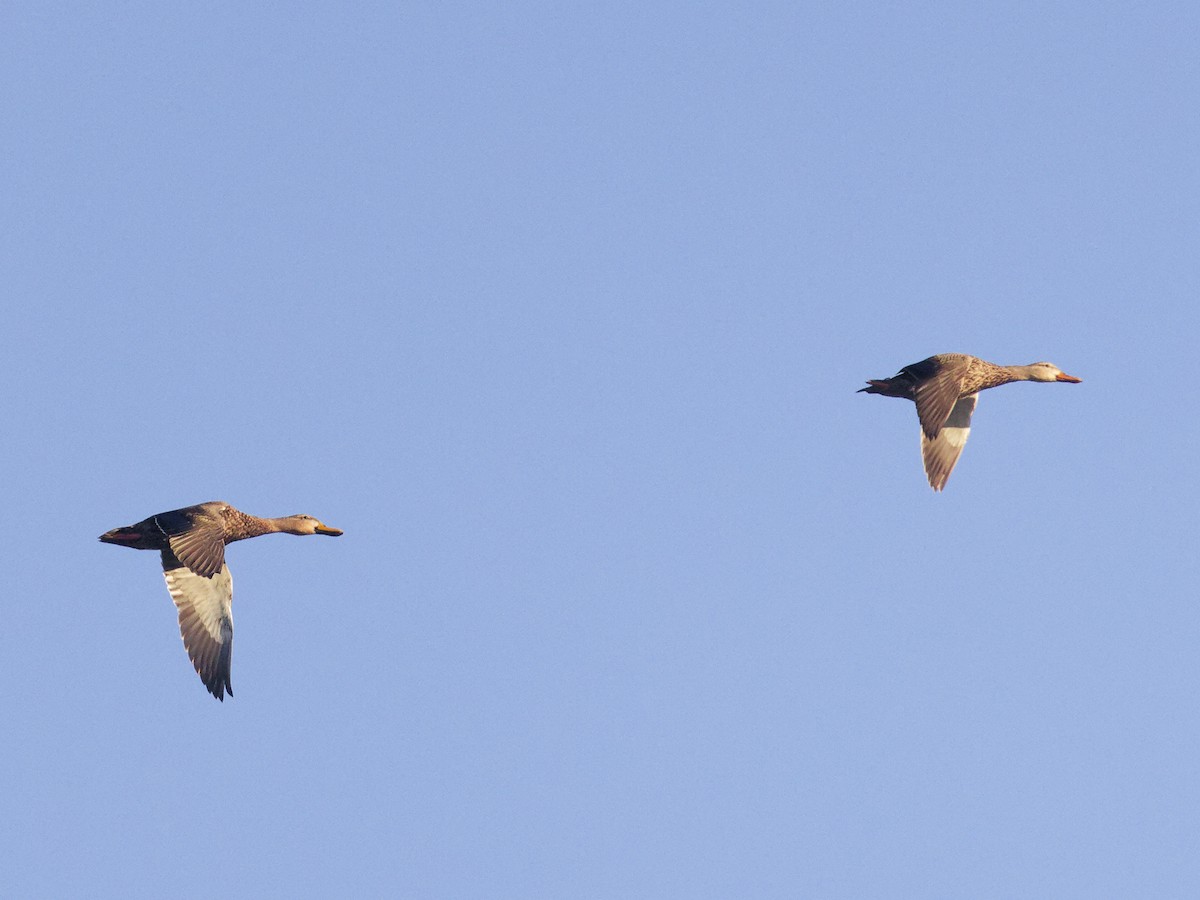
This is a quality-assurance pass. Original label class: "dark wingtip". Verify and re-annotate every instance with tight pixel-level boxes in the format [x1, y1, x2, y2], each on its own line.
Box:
[210, 678, 233, 702]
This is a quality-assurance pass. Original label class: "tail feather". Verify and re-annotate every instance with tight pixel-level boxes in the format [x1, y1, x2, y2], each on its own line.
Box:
[99, 526, 145, 546]
[858, 378, 912, 398]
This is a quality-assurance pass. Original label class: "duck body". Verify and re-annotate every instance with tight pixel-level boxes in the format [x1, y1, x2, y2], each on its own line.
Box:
[100, 501, 343, 701]
[859, 354, 1081, 491]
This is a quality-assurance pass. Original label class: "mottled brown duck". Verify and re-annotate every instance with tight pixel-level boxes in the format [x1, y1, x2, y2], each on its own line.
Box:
[100, 501, 343, 700]
[859, 353, 1081, 491]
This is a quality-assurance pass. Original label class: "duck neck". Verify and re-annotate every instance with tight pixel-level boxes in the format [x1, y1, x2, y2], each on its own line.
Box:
[223, 508, 282, 541]
[1003, 364, 1041, 382]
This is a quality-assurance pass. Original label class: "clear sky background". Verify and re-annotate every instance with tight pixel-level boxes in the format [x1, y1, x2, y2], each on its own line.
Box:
[3, 2, 1197, 897]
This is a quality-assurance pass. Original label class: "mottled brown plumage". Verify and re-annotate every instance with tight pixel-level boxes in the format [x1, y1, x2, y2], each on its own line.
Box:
[859, 354, 1082, 490]
[100, 501, 343, 700]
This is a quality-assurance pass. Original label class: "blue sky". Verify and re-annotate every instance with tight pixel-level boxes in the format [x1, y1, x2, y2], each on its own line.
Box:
[3, 2, 1198, 897]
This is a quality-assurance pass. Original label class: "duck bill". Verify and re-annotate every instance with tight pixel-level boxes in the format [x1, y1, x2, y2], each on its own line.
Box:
[1056, 373, 1082, 383]
[315, 525, 344, 536]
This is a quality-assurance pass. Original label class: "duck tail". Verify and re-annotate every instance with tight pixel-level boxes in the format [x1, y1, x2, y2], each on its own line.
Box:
[99, 525, 144, 546]
[858, 379, 895, 396]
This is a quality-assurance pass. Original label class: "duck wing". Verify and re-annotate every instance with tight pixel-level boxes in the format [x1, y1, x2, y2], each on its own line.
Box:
[912, 360, 968, 439]
[161, 549, 234, 701]
[166, 520, 227, 579]
[921, 393, 977, 491]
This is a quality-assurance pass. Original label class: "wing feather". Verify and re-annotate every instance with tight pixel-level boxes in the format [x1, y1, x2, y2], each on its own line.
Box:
[161, 550, 234, 700]
[921, 394, 977, 491]
[167, 524, 227, 578]
[913, 363, 967, 439]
